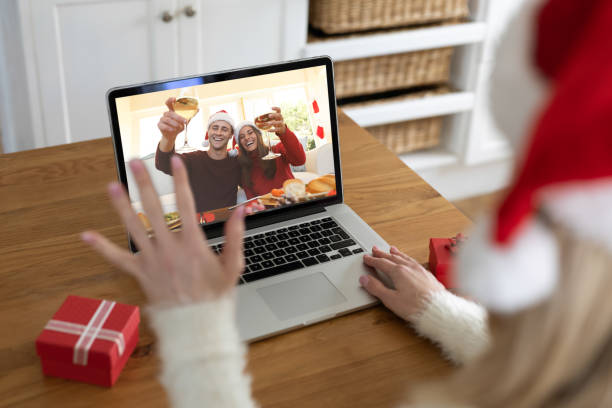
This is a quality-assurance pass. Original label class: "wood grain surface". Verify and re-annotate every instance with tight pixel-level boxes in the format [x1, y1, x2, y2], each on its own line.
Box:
[0, 111, 470, 407]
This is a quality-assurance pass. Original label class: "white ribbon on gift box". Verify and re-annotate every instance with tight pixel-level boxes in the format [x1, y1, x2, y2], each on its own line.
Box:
[44, 300, 126, 366]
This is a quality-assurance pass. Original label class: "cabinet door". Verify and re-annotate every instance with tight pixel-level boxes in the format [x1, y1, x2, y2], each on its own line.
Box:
[27, 0, 180, 146]
[187, 0, 304, 74]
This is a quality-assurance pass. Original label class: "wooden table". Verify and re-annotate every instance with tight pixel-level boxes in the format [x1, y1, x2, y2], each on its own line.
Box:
[0, 111, 471, 407]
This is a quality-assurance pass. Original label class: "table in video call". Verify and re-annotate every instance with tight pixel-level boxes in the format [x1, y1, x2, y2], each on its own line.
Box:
[0, 110, 471, 407]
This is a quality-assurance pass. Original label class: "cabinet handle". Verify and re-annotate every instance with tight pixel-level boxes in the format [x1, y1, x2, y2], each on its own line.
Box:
[184, 6, 196, 17]
[161, 11, 173, 23]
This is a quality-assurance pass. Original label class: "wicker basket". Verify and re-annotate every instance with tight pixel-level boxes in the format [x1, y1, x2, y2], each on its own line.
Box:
[334, 47, 453, 99]
[367, 117, 442, 154]
[310, 0, 469, 34]
[342, 87, 449, 154]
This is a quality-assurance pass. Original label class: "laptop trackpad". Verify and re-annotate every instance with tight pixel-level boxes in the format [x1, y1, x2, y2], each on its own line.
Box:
[257, 273, 347, 321]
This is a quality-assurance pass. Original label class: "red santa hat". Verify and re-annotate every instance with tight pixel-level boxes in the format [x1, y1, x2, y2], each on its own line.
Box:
[203, 110, 235, 148]
[456, 0, 612, 313]
[234, 120, 256, 147]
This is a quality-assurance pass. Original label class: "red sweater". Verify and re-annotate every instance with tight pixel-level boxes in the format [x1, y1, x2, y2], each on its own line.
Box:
[243, 127, 306, 199]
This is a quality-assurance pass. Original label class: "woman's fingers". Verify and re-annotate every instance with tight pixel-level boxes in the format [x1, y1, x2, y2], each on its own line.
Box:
[129, 160, 172, 242]
[165, 97, 176, 112]
[389, 246, 420, 266]
[171, 156, 200, 239]
[220, 206, 246, 281]
[371, 246, 412, 267]
[107, 183, 154, 254]
[363, 255, 403, 281]
[359, 274, 396, 304]
[81, 231, 141, 279]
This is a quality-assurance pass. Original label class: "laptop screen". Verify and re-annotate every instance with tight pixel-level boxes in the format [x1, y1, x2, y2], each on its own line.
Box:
[109, 59, 340, 234]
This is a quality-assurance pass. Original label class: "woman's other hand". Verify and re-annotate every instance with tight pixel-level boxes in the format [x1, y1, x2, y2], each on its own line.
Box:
[81, 156, 245, 306]
[269, 106, 287, 136]
[361, 246, 445, 322]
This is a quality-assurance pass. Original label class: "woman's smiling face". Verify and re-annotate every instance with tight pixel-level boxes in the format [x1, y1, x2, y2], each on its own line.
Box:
[239, 126, 258, 152]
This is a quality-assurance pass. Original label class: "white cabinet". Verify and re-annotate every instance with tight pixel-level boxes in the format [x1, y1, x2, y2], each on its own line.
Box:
[26, 0, 182, 146]
[1, 0, 307, 150]
[1, 0, 518, 199]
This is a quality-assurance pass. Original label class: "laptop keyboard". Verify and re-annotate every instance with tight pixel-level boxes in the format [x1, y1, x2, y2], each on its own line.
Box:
[209, 217, 364, 284]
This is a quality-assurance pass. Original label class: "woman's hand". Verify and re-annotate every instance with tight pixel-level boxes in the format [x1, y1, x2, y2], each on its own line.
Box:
[361, 246, 445, 322]
[81, 156, 245, 306]
[268, 106, 287, 136]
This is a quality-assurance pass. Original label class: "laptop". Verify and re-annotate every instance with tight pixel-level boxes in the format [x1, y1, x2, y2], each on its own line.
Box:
[106, 56, 390, 341]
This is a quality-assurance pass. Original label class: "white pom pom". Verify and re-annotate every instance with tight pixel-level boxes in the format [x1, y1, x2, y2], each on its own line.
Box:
[456, 215, 559, 314]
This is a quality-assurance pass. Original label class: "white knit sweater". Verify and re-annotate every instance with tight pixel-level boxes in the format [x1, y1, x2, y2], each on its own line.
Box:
[148, 290, 489, 408]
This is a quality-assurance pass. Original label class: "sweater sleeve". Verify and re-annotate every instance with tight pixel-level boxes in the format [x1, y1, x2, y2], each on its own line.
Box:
[272, 127, 306, 166]
[411, 291, 490, 365]
[147, 296, 257, 408]
[155, 143, 174, 176]
[155, 143, 194, 177]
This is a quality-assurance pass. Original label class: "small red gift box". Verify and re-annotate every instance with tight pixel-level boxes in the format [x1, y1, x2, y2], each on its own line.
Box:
[429, 234, 467, 289]
[35, 295, 140, 387]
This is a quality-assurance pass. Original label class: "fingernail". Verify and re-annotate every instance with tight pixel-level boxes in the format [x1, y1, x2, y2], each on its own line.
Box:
[359, 275, 369, 286]
[171, 155, 182, 168]
[129, 159, 144, 173]
[235, 205, 246, 218]
[108, 182, 122, 197]
[372, 245, 378, 251]
[81, 231, 95, 244]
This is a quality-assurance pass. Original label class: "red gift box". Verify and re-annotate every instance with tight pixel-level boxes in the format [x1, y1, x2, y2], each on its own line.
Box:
[35, 295, 140, 387]
[429, 234, 467, 289]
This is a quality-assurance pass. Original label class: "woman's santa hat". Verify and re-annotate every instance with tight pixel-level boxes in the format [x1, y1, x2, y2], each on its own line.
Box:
[456, 0, 612, 313]
[203, 110, 236, 149]
[234, 120, 256, 147]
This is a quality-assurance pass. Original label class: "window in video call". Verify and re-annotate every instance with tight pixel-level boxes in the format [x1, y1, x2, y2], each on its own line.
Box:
[114, 65, 336, 233]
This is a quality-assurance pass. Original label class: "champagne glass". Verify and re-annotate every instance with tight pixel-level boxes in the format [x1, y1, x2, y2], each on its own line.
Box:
[254, 112, 281, 160]
[174, 88, 199, 153]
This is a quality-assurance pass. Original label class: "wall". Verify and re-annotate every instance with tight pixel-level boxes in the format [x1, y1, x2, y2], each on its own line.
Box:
[0, 0, 36, 152]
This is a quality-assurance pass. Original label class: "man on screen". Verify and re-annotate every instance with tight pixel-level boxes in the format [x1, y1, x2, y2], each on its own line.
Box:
[155, 98, 240, 213]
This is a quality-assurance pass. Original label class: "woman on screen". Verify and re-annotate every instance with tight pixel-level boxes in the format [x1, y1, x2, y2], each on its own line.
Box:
[235, 107, 306, 199]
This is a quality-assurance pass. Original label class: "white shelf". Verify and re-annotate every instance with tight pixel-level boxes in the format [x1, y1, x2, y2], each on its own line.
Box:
[302, 22, 487, 61]
[342, 91, 475, 127]
[400, 148, 459, 171]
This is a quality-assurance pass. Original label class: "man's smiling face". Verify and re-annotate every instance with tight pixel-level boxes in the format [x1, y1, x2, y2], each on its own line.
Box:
[208, 121, 233, 151]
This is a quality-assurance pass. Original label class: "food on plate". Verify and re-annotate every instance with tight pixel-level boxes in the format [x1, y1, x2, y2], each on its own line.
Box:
[283, 179, 306, 201]
[259, 193, 282, 207]
[307, 174, 336, 194]
[271, 188, 284, 197]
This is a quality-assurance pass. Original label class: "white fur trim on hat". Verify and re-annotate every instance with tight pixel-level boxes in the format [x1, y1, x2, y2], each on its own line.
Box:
[207, 111, 234, 130]
[234, 120, 256, 145]
[456, 215, 559, 314]
[543, 180, 612, 254]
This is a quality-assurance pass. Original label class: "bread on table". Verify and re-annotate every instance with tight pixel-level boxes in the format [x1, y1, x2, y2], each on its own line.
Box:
[283, 179, 306, 201]
[307, 174, 336, 194]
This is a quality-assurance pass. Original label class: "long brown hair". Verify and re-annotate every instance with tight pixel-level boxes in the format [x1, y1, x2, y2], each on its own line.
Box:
[237, 125, 277, 188]
[411, 220, 612, 407]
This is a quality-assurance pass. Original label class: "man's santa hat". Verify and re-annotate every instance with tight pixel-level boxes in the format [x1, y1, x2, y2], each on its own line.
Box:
[203, 110, 236, 149]
[456, 0, 612, 313]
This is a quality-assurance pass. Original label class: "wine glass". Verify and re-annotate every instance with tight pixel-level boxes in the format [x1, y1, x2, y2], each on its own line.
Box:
[173, 88, 199, 153]
[254, 112, 281, 160]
